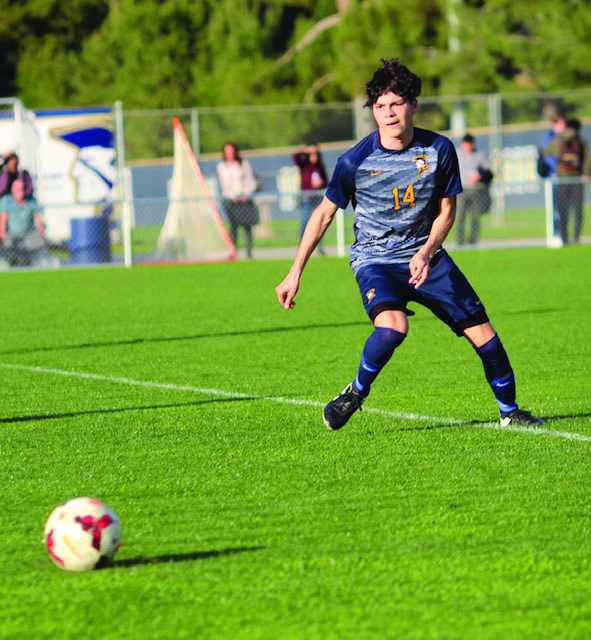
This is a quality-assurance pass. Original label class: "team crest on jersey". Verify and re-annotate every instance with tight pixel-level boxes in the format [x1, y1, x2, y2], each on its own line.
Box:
[365, 288, 376, 302]
[413, 154, 429, 177]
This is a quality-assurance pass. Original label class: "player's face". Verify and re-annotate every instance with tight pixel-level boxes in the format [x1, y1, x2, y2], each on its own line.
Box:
[372, 92, 418, 148]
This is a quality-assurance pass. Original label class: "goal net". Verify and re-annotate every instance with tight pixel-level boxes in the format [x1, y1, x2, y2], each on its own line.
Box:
[157, 118, 236, 261]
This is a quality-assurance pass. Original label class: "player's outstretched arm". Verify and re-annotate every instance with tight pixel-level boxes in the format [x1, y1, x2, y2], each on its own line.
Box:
[275, 196, 338, 309]
[409, 195, 456, 289]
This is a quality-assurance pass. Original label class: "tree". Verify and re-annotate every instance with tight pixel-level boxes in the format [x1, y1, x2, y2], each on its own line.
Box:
[4, 0, 590, 115]
[0, 0, 109, 102]
[447, 0, 591, 95]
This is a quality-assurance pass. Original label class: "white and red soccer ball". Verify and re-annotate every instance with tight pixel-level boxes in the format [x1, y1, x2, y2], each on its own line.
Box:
[44, 497, 121, 571]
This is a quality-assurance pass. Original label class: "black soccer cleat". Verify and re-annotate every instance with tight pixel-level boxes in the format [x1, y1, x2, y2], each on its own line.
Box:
[323, 383, 365, 431]
[500, 408, 546, 427]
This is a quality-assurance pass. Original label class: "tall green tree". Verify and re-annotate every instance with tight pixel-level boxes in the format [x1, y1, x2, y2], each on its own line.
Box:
[0, 0, 109, 102]
[4, 0, 591, 110]
[447, 0, 591, 94]
[332, 0, 448, 98]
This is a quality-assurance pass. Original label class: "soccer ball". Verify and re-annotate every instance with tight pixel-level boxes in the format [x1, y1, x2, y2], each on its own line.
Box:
[44, 497, 121, 572]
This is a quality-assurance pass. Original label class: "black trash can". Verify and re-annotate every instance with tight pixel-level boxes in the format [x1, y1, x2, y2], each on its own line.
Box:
[70, 217, 111, 265]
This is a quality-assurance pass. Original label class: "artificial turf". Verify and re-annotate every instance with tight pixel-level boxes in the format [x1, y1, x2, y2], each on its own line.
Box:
[1, 245, 590, 639]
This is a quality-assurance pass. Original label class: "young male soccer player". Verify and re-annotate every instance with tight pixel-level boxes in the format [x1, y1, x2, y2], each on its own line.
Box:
[275, 58, 545, 430]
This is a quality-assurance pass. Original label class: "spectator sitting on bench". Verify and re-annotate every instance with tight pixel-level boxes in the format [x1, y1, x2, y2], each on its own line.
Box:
[0, 178, 46, 266]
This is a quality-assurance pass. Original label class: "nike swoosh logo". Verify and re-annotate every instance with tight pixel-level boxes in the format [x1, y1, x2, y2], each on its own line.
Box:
[362, 363, 378, 372]
[370, 171, 382, 176]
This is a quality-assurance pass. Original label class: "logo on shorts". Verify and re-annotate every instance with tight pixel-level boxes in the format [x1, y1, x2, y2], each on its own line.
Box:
[370, 170, 383, 177]
[366, 288, 376, 302]
[413, 154, 429, 177]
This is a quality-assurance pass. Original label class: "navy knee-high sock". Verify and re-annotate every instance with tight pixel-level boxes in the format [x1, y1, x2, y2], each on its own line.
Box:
[474, 334, 517, 413]
[353, 327, 406, 396]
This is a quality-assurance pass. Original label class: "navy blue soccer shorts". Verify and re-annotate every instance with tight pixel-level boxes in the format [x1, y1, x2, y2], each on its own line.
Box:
[354, 250, 489, 336]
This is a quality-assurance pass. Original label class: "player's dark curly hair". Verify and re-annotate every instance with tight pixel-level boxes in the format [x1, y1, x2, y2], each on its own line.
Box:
[364, 58, 422, 107]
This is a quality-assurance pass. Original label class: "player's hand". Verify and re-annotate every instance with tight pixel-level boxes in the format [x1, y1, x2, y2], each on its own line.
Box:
[408, 252, 431, 289]
[275, 272, 300, 310]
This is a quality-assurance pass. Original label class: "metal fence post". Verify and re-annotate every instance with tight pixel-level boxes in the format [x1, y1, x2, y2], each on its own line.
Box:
[13, 98, 23, 147]
[115, 100, 132, 267]
[353, 96, 373, 140]
[191, 108, 200, 156]
[544, 178, 556, 248]
[489, 93, 505, 224]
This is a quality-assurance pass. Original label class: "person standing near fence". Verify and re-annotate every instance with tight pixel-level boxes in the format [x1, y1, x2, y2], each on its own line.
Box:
[543, 118, 590, 244]
[455, 133, 493, 246]
[275, 57, 544, 431]
[217, 142, 259, 259]
[539, 112, 567, 246]
[293, 144, 328, 254]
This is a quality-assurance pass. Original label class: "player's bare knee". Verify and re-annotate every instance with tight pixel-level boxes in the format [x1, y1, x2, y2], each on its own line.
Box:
[464, 321, 496, 348]
[373, 309, 409, 335]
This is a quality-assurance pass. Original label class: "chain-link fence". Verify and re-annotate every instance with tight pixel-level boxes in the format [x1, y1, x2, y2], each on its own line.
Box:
[121, 103, 356, 161]
[2, 178, 586, 270]
[119, 91, 591, 158]
[1, 91, 590, 269]
[125, 183, 589, 266]
[117, 190, 346, 264]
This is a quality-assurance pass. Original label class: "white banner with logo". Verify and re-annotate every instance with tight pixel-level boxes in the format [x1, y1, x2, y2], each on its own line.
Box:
[1, 106, 116, 240]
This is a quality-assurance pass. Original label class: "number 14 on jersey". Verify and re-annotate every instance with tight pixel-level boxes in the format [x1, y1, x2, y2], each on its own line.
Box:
[392, 183, 416, 211]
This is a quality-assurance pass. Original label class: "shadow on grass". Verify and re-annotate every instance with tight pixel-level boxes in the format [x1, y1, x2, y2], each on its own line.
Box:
[539, 412, 591, 422]
[397, 416, 508, 432]
[0, 321, 368, 356]
[503, 307, 564, 316]
[107, 546, 266, 569]
[398, 411, 591, 432]
[0, 307, 567, 358]
[0, 396, 258, 424]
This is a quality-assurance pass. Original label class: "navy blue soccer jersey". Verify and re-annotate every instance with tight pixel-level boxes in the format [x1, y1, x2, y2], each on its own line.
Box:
[326, 127, 462, 271]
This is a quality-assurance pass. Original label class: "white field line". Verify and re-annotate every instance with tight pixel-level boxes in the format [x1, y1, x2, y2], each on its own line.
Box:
[1, 362, 589, 443]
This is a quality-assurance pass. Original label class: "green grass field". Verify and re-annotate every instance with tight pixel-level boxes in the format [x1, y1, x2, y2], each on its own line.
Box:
[1, 246, 590, 639]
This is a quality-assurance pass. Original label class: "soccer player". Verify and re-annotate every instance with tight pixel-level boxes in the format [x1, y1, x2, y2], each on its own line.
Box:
[275, 58, 545, 431]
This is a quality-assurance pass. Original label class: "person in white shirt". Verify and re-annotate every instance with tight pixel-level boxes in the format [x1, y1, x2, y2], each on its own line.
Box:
[216, 142, 259, 258]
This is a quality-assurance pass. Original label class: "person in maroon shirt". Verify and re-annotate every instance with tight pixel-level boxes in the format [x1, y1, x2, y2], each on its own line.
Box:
[0, 152, 33, 198]
[293, 144, 328, 253]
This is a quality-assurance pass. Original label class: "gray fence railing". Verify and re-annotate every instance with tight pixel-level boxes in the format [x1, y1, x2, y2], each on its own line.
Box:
[118, 90, 591, 161]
